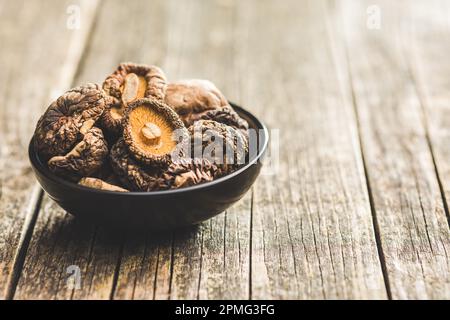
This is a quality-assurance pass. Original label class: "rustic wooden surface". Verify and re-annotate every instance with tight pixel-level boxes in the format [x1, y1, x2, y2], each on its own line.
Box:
[0, 0, 449, 300]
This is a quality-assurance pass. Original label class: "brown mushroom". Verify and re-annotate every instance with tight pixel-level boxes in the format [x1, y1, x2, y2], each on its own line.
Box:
[34, 83, 107, 159]
[47, 127, 108, 181]
[101, 63, 167, 135]
[78, 177, 128, 192]
[164, 79, 249, 131]
[109, 139, 164, 191]
[161, 157, 221, 189]
[189, 120, 248, 173]
[191, 105, 249, 131]
[110, 139, 220, 191]
[164, 79, 228, 126]
[122, 98, 189, 166]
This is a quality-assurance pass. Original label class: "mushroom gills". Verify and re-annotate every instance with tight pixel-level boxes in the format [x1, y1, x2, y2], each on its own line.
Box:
[129, 105, 177, 155]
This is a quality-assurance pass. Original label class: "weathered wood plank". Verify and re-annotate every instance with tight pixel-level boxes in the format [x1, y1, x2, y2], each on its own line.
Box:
[198, 194, 252, 299]
[13, 0, 169, 300]
[0, 0, 99, 299]
[232, 0, 387, 299]
[404, 1, 450, 225]
[16, 0, 449, 300]
[17, 1, 386, 299]
[17, 199, 128, 300]
[13, 0, 251, 300]
[166, 0, 252, 300]
[115, 0, 252, 300]
[331, 0, 450, 299]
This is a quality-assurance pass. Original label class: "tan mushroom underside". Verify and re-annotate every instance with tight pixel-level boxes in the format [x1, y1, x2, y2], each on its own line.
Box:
[129, 105, 177, 156]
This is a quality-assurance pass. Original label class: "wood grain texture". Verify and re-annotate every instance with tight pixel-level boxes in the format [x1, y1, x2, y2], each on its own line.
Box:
[160, 0, 252, 300]
[232, 0, 387, 299]
[198, 196, 252, 299]
[7, 0, 450, 300]
[13, 0, 252, 300]
[404, 1, 450, 224]
[0, 0, 99, 299]
[114, 0, 252, 300]
[331, 0, 450, 299]
[13, 0, 168, 300]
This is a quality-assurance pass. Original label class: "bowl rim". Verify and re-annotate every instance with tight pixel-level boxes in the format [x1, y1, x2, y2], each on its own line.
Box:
[29, 103, 269, 196]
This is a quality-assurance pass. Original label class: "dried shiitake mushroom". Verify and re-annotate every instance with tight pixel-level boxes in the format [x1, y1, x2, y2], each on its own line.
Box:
[164, 79, 228, 126]
[189, 120, 248, 173]
[110, 139, 164, 191]
[32, 63, 252, 192]
[101, 63, 167, 135]
[192, 105, 249, 131]
[123, 98, 189, 166]
[161, 158, 220, 189]
[164, 79, 249, 131]
[34, 83, 107, 159]
[78, 177, 128, 192]
[110, 139, 220, 191]
[47, 127, 108, 181]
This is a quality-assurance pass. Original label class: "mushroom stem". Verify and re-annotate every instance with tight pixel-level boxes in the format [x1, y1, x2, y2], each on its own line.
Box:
[79, 119, 95, 135]
[78, 177, 128, 192]
[122, 73, 147, 105]
[141, 122, 162, 145]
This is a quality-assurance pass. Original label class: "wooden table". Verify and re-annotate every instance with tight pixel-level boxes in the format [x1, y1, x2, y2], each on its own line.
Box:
[1, 0, 449, 300]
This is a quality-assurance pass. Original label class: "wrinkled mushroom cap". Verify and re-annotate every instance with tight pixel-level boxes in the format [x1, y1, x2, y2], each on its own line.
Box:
[110, 139, 220, 191]
[189, 120, 248, 173]
[164, 79, 229, 126]
[191, 105, 249, 131]
[47, 127, 108, 181]
[34, 83, 107, 159]
[110, 139, 164, 191]
[161, 157, 220, 189]
[101, 63, 167, 135]
[123, 98, 189, 166]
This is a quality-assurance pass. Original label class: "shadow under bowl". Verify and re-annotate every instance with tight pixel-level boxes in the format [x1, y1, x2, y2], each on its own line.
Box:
[29, 103, 268, 230]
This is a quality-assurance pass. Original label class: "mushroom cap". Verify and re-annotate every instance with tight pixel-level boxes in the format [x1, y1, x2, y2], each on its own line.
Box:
[101, 63, 167, 135]
[110, 139, 220, 191]
[161, 157, 220, 189]
[123, 98, 189, 166]
[164, 79, 229, 126]
[34, 83, 107, 159]
[47, 127, 108, 181]
[191, 105, 249, 131]
[189, 120, 249, 173]
[110, 139, 164, 191]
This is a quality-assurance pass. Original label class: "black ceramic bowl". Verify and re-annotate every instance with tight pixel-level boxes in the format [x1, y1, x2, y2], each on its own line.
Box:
[29, 104, 268, 229]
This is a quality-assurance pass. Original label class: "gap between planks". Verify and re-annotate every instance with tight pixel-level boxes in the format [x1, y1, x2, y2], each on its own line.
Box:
[342, 47, 394, 299]
[8, 0, 403, 300]
[403, 44, 450, 230]
[5, 0, 102, 300]
[323, 0, 393, 298]
[324, 2, 392, 300]
[4, 186, 43, 299]
[330, 0, 450, 299]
